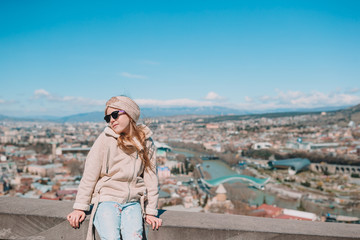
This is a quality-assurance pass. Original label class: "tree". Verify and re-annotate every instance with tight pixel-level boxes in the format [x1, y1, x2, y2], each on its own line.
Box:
[171, 166, 180, 175]
[262, 195, 267, 205]
[67, 160, 83, 176]
[175, 154, 186, 162]
[297, 200, 306, 211]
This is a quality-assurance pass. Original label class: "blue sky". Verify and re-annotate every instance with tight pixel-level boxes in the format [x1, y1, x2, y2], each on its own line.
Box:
[1, 0, 359, 117]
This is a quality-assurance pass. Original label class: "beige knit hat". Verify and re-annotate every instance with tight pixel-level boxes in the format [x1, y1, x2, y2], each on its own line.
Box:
[105, 96, 140, 122]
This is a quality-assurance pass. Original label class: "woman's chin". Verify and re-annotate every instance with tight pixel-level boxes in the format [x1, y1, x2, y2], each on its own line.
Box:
[112, 126, 122, 134]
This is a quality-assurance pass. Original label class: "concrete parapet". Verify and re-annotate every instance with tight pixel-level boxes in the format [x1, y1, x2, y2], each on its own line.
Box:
[0, 196, 359, 240]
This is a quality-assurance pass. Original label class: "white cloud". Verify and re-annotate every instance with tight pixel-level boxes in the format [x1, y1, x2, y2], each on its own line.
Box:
[204, 91, 225, 101]
[135, 98, 215, 107]
[0, 99, 17, 105]
[32, 89, 105, 106]
[259, 95, 270, 102]
[275, 89, 304, 103]
[26, 88, 360, 115]
[241, 90, 360, 111]
[244, 96, 252, 102]
[345, 87, 360, 94]
[132, 89, 360, 110]
[34, 89, 51, 98]
[120, 72, 147, 79]
[58, 96, 105, 106]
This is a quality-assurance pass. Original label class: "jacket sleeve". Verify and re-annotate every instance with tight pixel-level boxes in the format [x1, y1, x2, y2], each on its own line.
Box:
[143, 138, 159, 216]
[73, 133, 105, 211]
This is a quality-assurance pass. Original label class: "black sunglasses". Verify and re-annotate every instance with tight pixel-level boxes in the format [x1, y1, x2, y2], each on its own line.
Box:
[104, 110, 126, 123]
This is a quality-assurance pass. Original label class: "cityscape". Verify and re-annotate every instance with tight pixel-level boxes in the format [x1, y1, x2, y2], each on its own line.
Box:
[1, 104, 359, 224]
[1, 2, 360, 239]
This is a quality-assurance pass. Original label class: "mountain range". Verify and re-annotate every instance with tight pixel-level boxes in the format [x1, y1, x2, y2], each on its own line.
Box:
[0, 104, 357, 123]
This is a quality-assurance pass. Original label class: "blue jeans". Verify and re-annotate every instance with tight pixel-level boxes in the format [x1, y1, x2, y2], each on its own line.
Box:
[94, 201, 143, 240]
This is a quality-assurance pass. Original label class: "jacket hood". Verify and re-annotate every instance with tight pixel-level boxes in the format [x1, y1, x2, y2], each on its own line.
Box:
[104, 126, 120, 138]
[104, 124, 153, 150]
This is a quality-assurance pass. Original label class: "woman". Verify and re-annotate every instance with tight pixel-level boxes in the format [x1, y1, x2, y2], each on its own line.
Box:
[67, 96, 162, 240]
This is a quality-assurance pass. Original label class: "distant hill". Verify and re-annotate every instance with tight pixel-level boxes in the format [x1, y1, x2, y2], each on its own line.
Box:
[0, 107, 249, 123]
[0, 104, 358, 123]
[191, 105, 355, 123]
[141, 106, 251, 118]
[52, 107, 248, 122]
[0, 114, 8, 121]
[331, 103, 360, 125]
[0, 114, 40, 122]
[336, 103, 360, 114]
[58, 112, 103, 123]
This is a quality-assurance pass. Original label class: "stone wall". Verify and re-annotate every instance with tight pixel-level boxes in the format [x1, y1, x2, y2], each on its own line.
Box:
[0, 197, 359, 240]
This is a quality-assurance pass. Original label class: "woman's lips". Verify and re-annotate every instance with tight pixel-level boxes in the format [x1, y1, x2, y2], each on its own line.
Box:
[112, 124, 118, 128]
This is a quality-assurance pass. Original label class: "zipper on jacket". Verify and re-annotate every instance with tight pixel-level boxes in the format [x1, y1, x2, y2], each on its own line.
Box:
[106, 147, 110, 174]
[126, 152, 138, 202]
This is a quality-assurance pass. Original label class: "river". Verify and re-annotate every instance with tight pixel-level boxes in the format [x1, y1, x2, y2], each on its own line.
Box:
[172, 148, 360, 217]
[200, 159, 294, 208]
[201, 159, 360, 217]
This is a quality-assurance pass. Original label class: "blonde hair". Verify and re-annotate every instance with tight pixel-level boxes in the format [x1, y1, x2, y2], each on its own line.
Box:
[117, 118, 154, 172]
[105, 96, 153, 172]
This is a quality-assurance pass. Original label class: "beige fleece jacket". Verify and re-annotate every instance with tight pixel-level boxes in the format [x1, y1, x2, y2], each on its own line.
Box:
[73, 125, 159, 216]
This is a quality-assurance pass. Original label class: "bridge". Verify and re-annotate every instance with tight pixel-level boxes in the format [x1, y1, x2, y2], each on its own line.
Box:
[196, 164, 270, 190]
[200, 174, 271, 190]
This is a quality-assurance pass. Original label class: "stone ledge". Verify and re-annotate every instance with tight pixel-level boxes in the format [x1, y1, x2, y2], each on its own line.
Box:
[0, 196, 359, 240]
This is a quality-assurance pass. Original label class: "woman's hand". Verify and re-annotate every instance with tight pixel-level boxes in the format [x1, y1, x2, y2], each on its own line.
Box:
[145, 214, 162, 230]
[67, 209, 86, 228]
